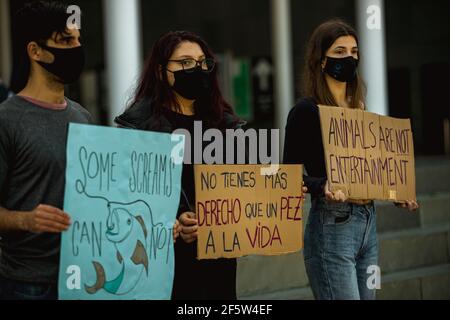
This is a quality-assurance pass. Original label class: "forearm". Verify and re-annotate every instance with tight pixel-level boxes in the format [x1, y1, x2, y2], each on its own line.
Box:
[0, 207, 28, 232]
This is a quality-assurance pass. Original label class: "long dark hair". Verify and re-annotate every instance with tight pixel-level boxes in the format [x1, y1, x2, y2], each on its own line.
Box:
[129, 31, 238, 129]
[302, 19, 366, 109]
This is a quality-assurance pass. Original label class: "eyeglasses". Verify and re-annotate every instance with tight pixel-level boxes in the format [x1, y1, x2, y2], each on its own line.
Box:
[167, 58, 216, 73]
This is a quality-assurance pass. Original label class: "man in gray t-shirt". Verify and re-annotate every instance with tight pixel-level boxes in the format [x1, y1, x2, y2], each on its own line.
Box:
[0, 1, 92, 300]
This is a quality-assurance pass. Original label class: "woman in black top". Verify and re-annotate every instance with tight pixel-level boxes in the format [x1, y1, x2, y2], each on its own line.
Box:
[115, 31, 244, 300]
[284, 19, 419, 300]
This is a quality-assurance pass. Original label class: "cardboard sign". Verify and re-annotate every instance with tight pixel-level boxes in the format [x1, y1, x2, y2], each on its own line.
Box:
[319, 106, 416, 202]
[58, 124, 185, 300]
[194, 165, 303, 260]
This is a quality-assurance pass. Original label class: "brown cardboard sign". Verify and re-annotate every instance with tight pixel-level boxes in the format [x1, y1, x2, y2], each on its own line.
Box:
[194, 165, 304, 260]
[319, 105, 416, 202]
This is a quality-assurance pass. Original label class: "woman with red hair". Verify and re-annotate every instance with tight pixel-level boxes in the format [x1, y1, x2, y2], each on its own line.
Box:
[116, 31, 244, 300]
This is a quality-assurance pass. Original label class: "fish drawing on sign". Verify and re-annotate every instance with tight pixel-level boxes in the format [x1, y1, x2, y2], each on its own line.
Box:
[76, 180, 163, 296]
[85, 205, 154, 295]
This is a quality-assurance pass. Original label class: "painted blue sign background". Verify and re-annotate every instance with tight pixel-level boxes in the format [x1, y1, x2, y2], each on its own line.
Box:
[58, 124, 185, 300]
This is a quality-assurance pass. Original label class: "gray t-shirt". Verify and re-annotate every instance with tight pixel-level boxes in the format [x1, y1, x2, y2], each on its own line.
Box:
[0, 95, 92, 284]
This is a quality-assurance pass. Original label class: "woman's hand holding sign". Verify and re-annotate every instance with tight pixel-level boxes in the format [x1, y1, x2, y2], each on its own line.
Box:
[321, 180, 419, 211]
[323, 180, 347, 203]
[179, 212, 198, 244]
[173, 219, 183, 243]
[395, 200, 420, 212]
[302, 181, 308, 194]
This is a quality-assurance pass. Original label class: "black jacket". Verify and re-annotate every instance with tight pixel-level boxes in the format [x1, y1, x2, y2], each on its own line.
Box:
[115, 98, 246, 133]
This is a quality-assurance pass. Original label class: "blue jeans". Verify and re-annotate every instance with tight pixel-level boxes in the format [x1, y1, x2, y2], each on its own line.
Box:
[0, 275, 57, 300]
[304, 197, 379, 300]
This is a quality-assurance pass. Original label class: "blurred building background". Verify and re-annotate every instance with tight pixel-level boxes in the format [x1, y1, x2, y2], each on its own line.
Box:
[0, 0, 449, 300]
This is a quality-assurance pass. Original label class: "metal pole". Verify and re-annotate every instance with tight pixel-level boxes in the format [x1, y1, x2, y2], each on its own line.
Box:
[271, 0, 295, 157]
[0, 0, 12, 85]
[356, 0, 389, 115]
[103, 0, 142, 125]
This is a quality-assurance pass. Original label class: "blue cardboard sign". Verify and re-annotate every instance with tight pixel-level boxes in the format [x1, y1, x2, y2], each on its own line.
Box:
[58, 124, 184, 300]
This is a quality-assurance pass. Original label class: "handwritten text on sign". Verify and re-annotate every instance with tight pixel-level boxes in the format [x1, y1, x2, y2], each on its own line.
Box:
[194, 165, 304, 260]
[319, 106, 416, 201]
[59, 124, 184, 300]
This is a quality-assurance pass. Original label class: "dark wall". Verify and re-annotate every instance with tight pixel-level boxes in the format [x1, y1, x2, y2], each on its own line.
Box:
[140, 0, 271, 57]
[385, 0, 450, 154]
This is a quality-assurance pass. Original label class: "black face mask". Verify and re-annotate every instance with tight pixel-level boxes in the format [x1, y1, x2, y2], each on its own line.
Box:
[170, 66, 211, 100]
[37, 45, 85, 84]
[323, 56, 359, 83]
